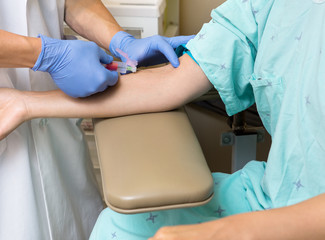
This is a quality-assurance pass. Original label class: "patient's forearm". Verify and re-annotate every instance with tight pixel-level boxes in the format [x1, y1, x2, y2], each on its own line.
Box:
[150, 193, 325, 240]
[24, 68, 175, 119]
[24, 55, 212, 120]
[248, 193, 325, 240]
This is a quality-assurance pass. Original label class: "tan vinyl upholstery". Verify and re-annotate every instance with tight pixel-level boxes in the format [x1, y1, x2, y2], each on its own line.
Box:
[94, 108, 214, 214]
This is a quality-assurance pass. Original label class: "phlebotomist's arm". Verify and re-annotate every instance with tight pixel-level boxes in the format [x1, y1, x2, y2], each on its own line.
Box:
[0, 29, 41, 68]
[64, 0, 123, 50]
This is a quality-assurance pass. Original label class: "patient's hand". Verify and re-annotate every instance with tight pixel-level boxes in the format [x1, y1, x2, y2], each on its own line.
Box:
[148, 215, 253, 240]
[0, 88, 29, 140]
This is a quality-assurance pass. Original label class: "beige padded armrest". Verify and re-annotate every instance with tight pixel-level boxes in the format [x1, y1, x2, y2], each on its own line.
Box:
[94, 108, 214, 214]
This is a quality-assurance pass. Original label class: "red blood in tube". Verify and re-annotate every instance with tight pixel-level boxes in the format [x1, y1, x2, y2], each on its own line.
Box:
[105, 62, 118, 71]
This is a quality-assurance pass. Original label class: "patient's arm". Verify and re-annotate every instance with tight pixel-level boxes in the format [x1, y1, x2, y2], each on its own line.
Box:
[150, 193, 325, 240]
[0, 54, 212, 139]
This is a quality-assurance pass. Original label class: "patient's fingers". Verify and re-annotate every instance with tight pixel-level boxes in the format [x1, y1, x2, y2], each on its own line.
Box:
[0, 88, 28, 140]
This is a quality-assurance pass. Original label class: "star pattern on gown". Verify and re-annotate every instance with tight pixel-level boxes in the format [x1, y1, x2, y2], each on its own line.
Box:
[146, 213, 158, 223]
[111, 232, 117, 238]
[220, 63, 227, 70]
[197, 33, 206, 40]
[252, 8, 259, 15]
[214, 206, 226, 217]
[293, 180, 304, 191]
[295, 32, 303, 41]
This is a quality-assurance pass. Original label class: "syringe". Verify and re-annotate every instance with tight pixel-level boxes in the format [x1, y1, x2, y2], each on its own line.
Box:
[105, 61, 137, 74]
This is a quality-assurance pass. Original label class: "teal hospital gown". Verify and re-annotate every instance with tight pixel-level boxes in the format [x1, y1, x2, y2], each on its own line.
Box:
[90, 0, 325, 239]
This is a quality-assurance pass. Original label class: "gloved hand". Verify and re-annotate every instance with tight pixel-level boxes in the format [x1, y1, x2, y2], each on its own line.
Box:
[109, 31, 195, 68]
[32, 34, 118, 98]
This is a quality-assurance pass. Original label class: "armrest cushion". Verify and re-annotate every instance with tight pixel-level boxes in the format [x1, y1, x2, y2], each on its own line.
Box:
[94, 108, 214, 214]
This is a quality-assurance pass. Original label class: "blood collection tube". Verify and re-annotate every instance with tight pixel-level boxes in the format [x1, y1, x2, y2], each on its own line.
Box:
[105, 61, 137, 74]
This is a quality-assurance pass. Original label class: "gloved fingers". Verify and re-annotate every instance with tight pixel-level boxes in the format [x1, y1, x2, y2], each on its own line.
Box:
[55, 81, 82, 98]
[162, 35, 195, 49]
[117, 54, 128, 63]
[99, 48, 114, 64]
[77, 71, 118, 97]
[63, 64, 118, 97]
[107, 70, 119, 86]
[97, 76, 117, 93]
[109, 31, 135, 59]
[96, 82, 110, 94]
[156, 38, 181, 67]
[101, 66, 119, 86]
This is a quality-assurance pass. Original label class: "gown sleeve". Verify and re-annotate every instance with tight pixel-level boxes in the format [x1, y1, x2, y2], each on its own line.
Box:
[186, 0, 273, 116]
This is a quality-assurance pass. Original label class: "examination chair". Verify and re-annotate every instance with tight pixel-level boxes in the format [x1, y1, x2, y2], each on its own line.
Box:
[94, 108, 214, 214]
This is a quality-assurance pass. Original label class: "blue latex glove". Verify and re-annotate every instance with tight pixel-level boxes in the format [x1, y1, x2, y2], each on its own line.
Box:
[32, 34, 118, 98]
[109, 31, 195, 68]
